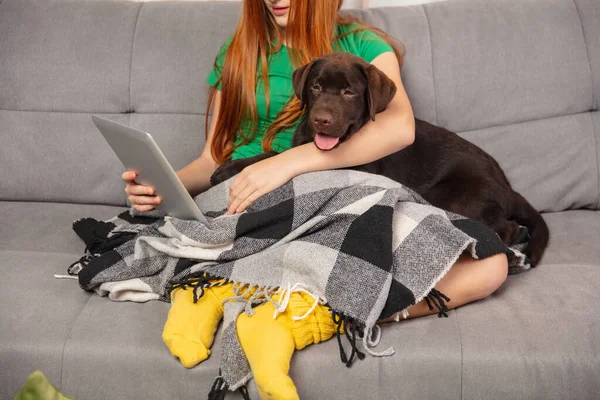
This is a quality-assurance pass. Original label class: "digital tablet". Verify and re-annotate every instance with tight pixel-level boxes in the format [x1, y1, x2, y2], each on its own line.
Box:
[91, 115, 207, 223]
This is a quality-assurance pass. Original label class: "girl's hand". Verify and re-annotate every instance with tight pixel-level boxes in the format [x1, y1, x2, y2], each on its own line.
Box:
[227, 155, 295, 215]
[122, 170, 161, 212]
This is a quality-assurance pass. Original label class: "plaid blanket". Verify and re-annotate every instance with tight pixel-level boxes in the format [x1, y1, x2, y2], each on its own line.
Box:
[66, 170, 529, 399]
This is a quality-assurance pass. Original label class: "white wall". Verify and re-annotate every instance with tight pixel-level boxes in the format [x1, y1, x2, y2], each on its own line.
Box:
[142, 0, 446, 9]
[342, 0, 364, 9]
[369, 0, 444, 6]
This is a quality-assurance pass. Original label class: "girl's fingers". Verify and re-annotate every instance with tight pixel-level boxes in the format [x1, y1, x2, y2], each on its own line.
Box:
[122, 170, 137, 182]
[129, 195, 161, 205]
[133, 185, 155, 196]
[228, 185, 257, 214]
[124, 184, 155, 196]
[228, 178, 249, 209]
[134, 204, 156, 212]
[229, 171, 244, 193]
[234, 191, 261, 214]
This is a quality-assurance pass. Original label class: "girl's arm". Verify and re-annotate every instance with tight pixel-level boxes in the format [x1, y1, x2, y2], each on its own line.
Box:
[227, 52, 415, 214]
[176, 90, 222, 197]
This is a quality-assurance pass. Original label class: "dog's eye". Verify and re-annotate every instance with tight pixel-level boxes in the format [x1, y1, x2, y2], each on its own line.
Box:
[311, 83, 321, 92]
[343, 89, 356, 97]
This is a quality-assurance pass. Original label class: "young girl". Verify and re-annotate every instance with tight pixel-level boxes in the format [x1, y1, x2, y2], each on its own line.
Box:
[123, 0, 509, 398]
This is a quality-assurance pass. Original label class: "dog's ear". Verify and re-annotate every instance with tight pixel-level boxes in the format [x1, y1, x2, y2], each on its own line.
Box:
[363, 64, 397, 121]
[292, 60, 315, 110]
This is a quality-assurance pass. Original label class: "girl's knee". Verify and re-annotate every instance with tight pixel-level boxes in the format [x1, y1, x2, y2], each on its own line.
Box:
[480, 253, 509, 299]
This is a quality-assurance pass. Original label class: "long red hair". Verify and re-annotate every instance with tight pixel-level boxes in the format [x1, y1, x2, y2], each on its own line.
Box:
[205, 0, 405, 164]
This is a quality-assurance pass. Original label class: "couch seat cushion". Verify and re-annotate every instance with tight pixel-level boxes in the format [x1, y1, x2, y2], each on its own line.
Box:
[0, 201, 127, 255]
[1, 203, 599, 399]
[0, 250, 91, 399]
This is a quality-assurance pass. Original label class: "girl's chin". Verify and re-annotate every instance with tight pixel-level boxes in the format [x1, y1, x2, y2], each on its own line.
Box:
[273, 17, 288, 28]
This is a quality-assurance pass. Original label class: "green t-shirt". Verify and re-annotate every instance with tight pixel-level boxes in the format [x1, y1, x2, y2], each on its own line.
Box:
[206, 24, 394, 160]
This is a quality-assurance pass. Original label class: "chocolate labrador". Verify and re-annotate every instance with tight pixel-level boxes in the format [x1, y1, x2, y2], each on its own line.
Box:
[211, 52, 549, 266]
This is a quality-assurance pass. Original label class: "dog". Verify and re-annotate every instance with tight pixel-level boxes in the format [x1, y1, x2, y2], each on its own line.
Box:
[211, 52, 549, 266]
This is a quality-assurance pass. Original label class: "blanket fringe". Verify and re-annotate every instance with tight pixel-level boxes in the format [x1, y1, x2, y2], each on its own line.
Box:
[167, 272, 229, 304]
[362, 325, 395, 357]
[207, 375, 227, 400]
[331, 310, 365, 368]
[53, 274, 79, 280]
[59, 244, 95, 280]
[425, 288, 451, 318]
[226, 283, 262, 316]
[273, 283, 327, 321]
[219, 283, 280, 316]
[207, 374, 250, 400]
[393, 309, 410, 322]
[239, 385, 251, 400]
[68, 255, 88, 275]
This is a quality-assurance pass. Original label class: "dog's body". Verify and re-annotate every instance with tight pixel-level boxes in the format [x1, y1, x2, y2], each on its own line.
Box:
[211, 52, 549, 266]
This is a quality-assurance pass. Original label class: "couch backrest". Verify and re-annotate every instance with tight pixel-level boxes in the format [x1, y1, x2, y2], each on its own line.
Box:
[1, 0, 598, 212]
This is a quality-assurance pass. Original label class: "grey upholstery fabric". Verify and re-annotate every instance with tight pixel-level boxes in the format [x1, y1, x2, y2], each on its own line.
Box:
[425, 0, 593, 132]
[1, 206, 599, 399]
[574, 0, 600, 111]
[459, 263, 600, 400]
[1, 0, 599, 398]
[0, 251, 92, 400]
[0, 202, 127, 254]
[129, 1, 240, 114]
[0, 0, 138, 112]
[458, 113, 600, 212]
[540, 210, 600, 265]
[593, 112, 600, 209]
[2, 0, 599, 208]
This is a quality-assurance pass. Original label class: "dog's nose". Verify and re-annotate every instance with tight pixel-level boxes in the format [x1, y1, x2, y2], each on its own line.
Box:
[313, 113, 332, 128]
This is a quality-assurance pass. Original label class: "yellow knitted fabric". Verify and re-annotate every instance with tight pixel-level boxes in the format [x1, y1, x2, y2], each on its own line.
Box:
[162, 282, 235, 368]
[163, 279, 342, 400]
[287, 291, 340, 350]
[236, 291, 340, 400]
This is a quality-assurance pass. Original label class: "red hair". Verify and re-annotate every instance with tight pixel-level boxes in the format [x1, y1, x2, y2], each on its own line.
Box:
[206, 0, 405, 164]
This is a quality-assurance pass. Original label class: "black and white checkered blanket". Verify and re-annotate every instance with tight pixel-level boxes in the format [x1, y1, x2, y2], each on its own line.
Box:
[67, 170, 528, 399]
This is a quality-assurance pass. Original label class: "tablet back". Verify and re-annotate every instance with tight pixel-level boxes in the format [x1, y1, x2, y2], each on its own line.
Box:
[91, 115, 207, 223]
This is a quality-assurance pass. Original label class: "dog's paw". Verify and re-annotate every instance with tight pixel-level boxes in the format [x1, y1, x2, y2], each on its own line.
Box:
[210, 166, 237, 187]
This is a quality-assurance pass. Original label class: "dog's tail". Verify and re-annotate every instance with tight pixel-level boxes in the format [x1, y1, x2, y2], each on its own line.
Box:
[510, 191, 549, 267]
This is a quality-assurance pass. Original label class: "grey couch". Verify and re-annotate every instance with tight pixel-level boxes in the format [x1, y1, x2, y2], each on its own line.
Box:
[1, 0, 599, 398]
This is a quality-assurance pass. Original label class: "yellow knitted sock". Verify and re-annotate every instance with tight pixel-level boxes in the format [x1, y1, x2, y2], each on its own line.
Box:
[162, 282, 234, 368]
[236, 291, 340, 400]
[237, 296, 298, 400]
[288, 292, 340, 350]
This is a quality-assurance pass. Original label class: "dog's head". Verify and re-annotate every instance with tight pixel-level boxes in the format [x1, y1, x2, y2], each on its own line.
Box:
[292, 52, 397, 151]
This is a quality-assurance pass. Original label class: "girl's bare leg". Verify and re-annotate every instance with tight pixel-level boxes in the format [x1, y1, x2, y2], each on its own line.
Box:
[378, 253, 509, 322]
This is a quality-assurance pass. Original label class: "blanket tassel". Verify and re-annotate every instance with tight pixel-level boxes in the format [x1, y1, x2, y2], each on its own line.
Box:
[67, 252, 91, 275]
[207, 376, 250, 400]
[207, 374, 228, 400]
[425, 288, 451, 318]
[168, 272, 228, 304]
[239, 385, 251, 400]
[332, 311, 365, 368]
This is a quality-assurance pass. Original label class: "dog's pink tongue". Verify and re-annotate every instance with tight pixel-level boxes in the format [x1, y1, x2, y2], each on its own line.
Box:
[315, 133, 339, 150]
